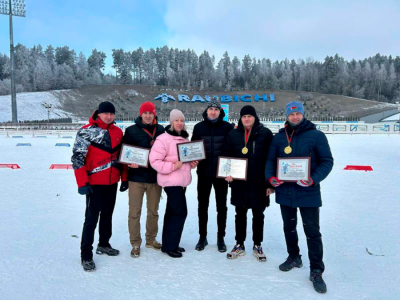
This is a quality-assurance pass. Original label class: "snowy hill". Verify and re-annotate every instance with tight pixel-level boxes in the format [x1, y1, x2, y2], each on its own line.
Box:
[0, 90, 73, 122]
[0, 133, 399, 299]
[1, 85, 398, 123]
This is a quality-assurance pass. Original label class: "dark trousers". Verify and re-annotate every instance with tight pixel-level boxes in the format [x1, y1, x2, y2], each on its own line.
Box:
[280, 204, 325, 272]
[161, 186, 187, 252]
[80, 184, 118, 260]
[235, 206, 265, 246]
[197, 176, 228, 238]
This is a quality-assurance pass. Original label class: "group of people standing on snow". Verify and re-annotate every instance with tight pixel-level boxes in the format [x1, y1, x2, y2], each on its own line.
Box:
[71, 98, 333, 294]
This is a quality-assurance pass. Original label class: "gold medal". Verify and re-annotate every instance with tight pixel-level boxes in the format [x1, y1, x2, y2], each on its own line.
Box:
[284, 146, 292, 154]
[242, 128, 251, 155]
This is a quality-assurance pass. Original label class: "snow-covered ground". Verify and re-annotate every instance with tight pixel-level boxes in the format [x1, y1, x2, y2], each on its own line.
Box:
[0, 91, 71, 122]
[381, 112, 400, 122]
[0, 133, 399, 300]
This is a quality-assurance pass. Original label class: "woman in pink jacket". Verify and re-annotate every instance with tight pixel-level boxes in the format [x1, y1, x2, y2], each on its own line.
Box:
[149, 109, 198, 258]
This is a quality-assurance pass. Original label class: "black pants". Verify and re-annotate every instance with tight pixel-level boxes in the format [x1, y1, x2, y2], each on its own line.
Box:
[161, 186, 187, 252]
[235, 206, 265, 246]
[197, 176, 228, 238]
[80, 184, 118, 260]
[280, 204, 325, 272]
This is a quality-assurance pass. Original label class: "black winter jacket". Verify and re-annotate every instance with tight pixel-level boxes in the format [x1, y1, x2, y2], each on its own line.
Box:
[122, 117, 165, 183]
[223, 117, 273, 209]
[265, 119, 333, 208]
[191, 109, 234, 177]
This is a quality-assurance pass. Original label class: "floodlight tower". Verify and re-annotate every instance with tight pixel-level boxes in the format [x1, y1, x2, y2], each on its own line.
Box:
[0, 0, 26, 123]
[42, 102, 52, 123]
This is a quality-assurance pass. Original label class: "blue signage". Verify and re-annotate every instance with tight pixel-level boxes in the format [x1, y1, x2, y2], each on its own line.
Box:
[154, 93, 276, 104]
[221, 104, 229, 122]
[154, 93, 176, 103]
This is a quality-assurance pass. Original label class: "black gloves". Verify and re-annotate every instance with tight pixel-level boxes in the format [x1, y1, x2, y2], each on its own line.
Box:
[78, 183, 94, 195]
[119, 181, 129, 192]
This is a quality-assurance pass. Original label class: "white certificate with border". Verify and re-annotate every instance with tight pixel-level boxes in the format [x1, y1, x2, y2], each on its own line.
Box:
[177, 140, 206, 163]
[118, 144, 150, 168]
[277, 157, 310, 182]
[216, 156, 248, 181]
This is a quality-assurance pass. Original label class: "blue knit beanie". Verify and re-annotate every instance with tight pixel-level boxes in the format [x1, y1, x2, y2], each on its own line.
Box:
[286, 101, 304, 117]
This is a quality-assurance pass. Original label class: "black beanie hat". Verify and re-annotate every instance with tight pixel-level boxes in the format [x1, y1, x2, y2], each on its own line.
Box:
[240, 105, 257, 118]
[98, 101, 115, 114]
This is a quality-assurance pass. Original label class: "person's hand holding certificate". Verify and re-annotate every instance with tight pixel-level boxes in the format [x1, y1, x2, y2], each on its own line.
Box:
[177, 140, 206, 163]
[277, 157, 310, 182]
[217, 157, 248, 181]
[118, 144, 150, 168]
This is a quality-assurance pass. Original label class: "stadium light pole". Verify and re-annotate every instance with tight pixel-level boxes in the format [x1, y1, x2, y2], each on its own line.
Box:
[0, 0, 26, 123]
[42, 102, 52, 123]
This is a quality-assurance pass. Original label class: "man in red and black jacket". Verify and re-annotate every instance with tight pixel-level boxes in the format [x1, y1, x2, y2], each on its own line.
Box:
[72, 101, 127, 272]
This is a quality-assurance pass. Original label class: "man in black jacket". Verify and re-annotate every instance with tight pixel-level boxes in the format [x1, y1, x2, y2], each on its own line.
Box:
[223, 105, 273, 261]
[121, 101, 165, 258]
[265, 101, 333, 293]
[191, 100, 233, 252]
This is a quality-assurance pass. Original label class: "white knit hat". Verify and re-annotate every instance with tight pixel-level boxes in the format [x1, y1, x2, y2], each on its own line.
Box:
[169, 109, 185, 124]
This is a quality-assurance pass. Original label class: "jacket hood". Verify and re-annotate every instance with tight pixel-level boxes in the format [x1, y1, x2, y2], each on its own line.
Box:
[201, 106, 226, 124]
[134, 116, 158, 130]
[89, 110, 115, 129]
[165, 124, 189, 138]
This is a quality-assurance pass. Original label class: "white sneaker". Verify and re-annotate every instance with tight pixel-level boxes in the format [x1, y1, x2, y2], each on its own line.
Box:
[227, 244, 245, 259]
[253, 245, 267, 262]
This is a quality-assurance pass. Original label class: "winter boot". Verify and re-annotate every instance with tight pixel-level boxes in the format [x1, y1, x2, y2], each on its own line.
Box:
[195, 236, 208, 251]
[217, 236, 227, 252]
[253, 245, 267, 262]
[279, 255, 303, 271]
[177, 247, 185, 253]
[81, 259, 96, 272]
[162, 249, 182, 258]
[130, 246, 140, 258]
[96, 246, 120, 256]
[145, 240, 162, 251]
[310, 269, 327, 293]
[226, 244, 245, 259]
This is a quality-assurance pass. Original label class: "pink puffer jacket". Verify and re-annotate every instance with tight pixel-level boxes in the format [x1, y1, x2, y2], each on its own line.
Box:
[149, 131, 192, 187]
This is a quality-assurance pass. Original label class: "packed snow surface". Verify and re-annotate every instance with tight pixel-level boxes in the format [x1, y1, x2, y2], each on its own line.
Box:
[0, 133, 399, 299]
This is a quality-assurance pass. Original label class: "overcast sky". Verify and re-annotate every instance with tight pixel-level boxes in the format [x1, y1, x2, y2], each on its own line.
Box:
[1, 0, 399, 73]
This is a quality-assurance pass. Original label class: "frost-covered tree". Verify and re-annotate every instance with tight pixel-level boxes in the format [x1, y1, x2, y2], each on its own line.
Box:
[0, 54, 10, 80]
[88, 49, 106, 73]
[55, 46, 76, 72]
[32, 56, 53, 91]
[76, 52, 89, 83]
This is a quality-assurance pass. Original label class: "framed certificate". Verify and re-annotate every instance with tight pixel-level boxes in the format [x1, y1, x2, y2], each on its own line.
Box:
[176, 140, 206, 163]
[216, 156, 248, 181]
[277, 157, 310, 182]
[118, 144, 150, 168]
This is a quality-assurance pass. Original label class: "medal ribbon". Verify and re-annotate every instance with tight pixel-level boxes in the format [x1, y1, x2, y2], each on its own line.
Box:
[284, 125, 295, 145]
[244, 128, 252, 148]
[143, 127, 156, 144]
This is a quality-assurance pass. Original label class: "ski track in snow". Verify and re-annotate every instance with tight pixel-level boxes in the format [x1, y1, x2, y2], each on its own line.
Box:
[0, 133, 399, 300]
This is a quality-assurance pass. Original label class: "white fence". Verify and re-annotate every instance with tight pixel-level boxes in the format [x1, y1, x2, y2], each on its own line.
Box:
[0, 122, 399, 136]
[260, 122, 400, 134]
[177, 121, 400, 134]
